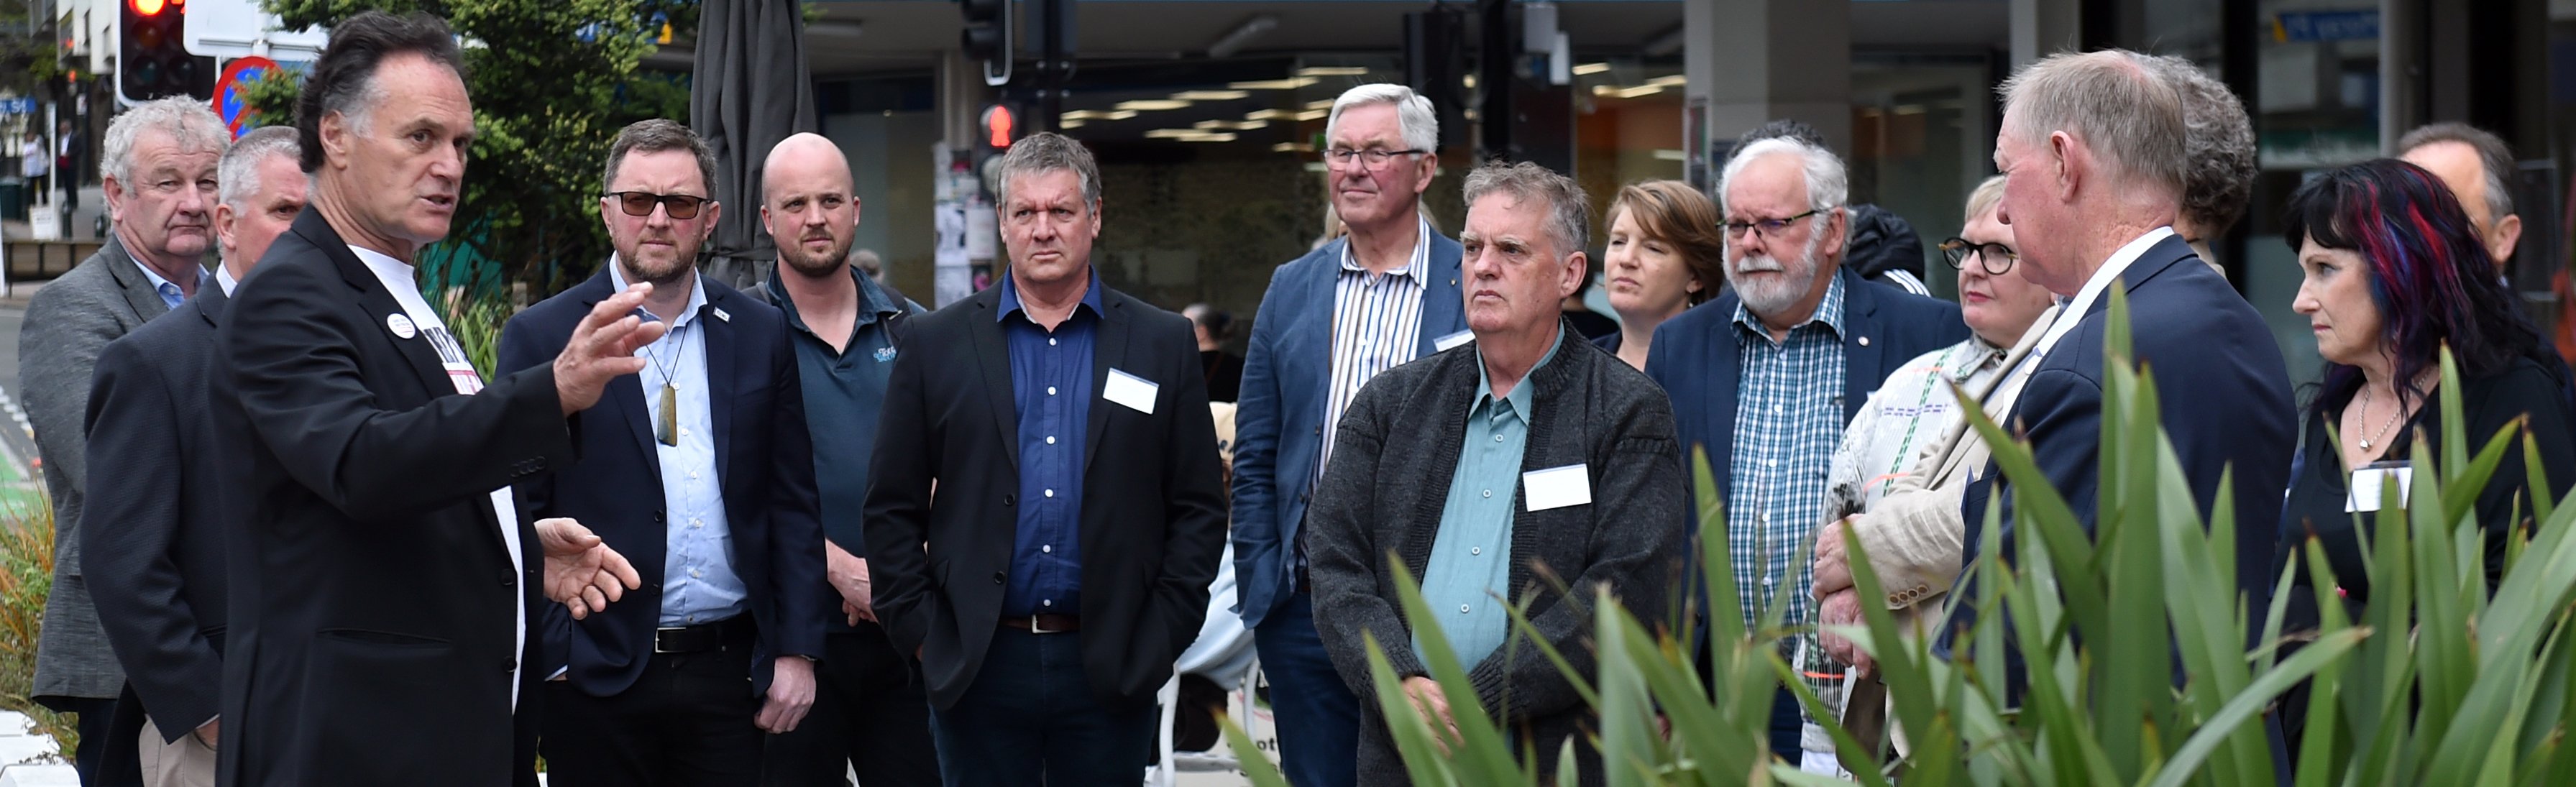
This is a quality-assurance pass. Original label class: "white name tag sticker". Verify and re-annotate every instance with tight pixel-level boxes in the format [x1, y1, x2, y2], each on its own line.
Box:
[2344, 462, 2414, 512]
[1434, 330, 1475, 352]
[1103, 368, 1159, 415]
[1522, 464, 1591, 512]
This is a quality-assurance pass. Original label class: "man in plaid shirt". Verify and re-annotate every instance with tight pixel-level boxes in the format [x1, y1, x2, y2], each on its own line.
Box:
[1644, 134, 1966, 765]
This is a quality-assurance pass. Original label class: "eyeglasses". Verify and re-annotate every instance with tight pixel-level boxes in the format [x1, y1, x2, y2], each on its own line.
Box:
[1323, 147, 1426, 169]
[605, 191, 710, 220]
[1721, 209, 1820, 240]
[1938, 237, 2018, 275]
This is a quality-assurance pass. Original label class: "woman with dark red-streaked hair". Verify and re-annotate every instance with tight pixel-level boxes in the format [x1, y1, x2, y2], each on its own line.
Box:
[2275, 157, 2576, 749]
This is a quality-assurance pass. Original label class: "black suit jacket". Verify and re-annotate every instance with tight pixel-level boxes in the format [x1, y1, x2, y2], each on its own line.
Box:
[498, 267, 828, 696]
[864, 279, 1227, 710]
[83, 284, 234, 743]
[1943, 235, 2296, 678]
[214, 208, 574, 786]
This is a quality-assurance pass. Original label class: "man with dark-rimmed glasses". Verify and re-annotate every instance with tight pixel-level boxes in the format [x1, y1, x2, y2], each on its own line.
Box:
[1642, 133, 1965, 764]
[499, 118, 828, 786]
[1231, 83, 1470, 787]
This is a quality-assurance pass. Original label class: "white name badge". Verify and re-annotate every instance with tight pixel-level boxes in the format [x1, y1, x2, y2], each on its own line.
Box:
[1522, 464, 1592, 512]
[1433, 330, 1475, 352]
[2344, 461, 2414, 513]
[1103, 368, 1159, 415]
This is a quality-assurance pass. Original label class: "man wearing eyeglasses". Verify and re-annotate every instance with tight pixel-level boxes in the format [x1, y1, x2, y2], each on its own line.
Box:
[1230, 82, 1470, 787]
[498, 118, 828, 786]
[1642, 133, 1966, 763]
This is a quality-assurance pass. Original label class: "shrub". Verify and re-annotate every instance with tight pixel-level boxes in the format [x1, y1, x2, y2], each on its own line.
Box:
[1226, 289, 2576, 785]
[0, 494, 79, 760]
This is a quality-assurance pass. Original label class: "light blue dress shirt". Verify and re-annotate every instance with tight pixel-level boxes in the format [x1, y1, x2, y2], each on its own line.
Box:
[1414, 326, 1561, 666]
[610, 262, 749, 627]
[132, 257, 207, 309]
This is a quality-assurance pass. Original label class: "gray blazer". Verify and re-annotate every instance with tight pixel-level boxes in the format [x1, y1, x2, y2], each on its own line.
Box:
[1305, 326, 1690, 786]
[22, 236, 182, 703]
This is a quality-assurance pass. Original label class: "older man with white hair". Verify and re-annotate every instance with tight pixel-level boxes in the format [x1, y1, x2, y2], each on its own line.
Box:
[81, 124, 305, 787]
[19, 94, 229, 786]
[1306, 160, 1687, 785]
[1231, 82, 1469, 786]
[1940, 50, 2294, 692]
[1644, 132, 1966, 761]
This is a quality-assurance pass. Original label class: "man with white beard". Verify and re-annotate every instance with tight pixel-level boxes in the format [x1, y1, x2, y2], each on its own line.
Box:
[1642, 134, 1966, 764]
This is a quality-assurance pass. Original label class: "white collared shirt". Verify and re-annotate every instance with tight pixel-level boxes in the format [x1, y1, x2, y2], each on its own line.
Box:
[348, 243, 528, 710]
[215, 265, 237, 297]
[1997, 226, 2177, 392]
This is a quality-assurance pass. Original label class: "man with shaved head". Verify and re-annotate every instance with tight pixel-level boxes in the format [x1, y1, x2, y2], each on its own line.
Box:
[751, 132, 938, 787]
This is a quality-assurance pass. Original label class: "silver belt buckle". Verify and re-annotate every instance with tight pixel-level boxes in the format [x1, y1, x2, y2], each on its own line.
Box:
[1028, 615, 1068, 634]
[653, 627, 685, 653]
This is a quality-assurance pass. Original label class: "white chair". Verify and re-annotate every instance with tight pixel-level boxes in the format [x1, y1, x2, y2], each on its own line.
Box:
[1145, 655, 1264, 787]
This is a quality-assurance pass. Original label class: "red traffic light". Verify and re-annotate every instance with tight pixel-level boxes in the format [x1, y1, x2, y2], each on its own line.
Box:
[982, 104, 1014, 149]
[129, 0, 166, 17]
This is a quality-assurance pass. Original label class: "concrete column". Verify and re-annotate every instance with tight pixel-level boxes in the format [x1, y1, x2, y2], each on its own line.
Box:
[1682, 0, 1853, 162]
[2009, 0, 2081, 68]
[936, 50, 987, 150]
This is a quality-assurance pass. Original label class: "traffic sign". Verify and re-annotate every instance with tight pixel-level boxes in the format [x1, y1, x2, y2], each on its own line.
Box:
[0, 98, 32, 115]
[182, 0, 328, 60]
[214, 55, 278, 137]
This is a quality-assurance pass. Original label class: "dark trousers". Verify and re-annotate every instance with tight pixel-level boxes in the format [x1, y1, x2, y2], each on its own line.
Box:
[761, 623, 940, 786]
[1253, 589, 1360, 787]
[541, 644, 764, 787]
[56, 694, 139, 787]
[928, 627, 1154, 786]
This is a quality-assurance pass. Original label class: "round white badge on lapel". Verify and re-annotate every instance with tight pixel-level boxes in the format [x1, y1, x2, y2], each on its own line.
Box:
[387, 313, 418, 340]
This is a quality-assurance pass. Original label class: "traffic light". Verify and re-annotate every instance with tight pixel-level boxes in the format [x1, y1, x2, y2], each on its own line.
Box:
[959, 0, 1012, 86]
[120, 0, 216, 103]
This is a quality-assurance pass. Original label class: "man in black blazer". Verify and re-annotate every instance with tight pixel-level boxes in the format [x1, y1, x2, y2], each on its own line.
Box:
[214, 13, 651, 786]
[1940, 50, 2295, 694]
[499, 119, 827, 786]
[82, 126, 303, 787]
[864, 132, 1227, 786]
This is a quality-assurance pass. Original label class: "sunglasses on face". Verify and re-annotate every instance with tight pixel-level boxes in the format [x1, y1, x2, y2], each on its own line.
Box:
[605, 191, 710, 220]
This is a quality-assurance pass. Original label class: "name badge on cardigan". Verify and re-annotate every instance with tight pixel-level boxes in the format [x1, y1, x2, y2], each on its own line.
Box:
[1523, 464, 1591, 511]
[2345, 461, 2412, 513]
[1434, 330, 1475, 352]
[1104, 368, 1158, 414]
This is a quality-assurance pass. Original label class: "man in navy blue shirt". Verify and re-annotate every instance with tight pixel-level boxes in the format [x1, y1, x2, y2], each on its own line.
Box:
[750, 133, 938, 786]
[863, 132, 1227, 786]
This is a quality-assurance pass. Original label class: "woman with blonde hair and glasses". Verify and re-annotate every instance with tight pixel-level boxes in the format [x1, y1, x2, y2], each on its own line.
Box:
[1596, 180, 1728, 369]
[1795, 174, 2058, 771]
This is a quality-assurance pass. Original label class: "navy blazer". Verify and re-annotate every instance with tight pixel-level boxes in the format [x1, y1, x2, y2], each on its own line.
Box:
[498, 269, 828, 697]
[1229, 231, 1467, 628]
[1644, 265, 1969, 503]
[1941, 235, 2294, 670]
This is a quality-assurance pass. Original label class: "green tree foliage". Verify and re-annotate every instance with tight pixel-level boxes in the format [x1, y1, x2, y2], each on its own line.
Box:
[240, 0, 697, 294]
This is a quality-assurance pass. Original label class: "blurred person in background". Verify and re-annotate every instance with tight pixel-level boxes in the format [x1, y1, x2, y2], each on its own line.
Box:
[1595, 180, 1726, 369]
[1183, 303, 1245, 402]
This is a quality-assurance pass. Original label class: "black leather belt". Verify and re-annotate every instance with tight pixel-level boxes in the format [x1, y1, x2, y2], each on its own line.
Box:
[654, 615, 754, 653]
[1001, 614, 1081, 634]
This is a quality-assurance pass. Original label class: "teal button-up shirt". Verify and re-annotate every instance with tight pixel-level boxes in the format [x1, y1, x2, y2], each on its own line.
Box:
[1415, 326, 1562, 666]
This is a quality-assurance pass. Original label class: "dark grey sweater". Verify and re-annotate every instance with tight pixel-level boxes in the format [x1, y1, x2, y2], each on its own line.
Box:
[1305, 326, 1691, 786]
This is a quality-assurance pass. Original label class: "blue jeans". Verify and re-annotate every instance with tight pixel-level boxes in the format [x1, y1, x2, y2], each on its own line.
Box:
[1254, 590, 1360, 787]
[930, 627, 1155, 786]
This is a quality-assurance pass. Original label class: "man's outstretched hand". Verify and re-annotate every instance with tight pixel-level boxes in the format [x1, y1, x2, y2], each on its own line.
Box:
[536, 517, 643, 620]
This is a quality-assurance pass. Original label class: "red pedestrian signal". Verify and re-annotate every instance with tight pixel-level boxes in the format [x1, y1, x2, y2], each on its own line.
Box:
[983, 104, 1015, 149]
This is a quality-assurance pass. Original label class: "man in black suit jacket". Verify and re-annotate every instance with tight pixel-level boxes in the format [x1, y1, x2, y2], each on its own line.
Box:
[214, 14, 650, 786]
[499, 119, 828, 786]
[1939, 50, 2295, 694]
[864, 132, 1227, 786]
[82, 126, 304, 787]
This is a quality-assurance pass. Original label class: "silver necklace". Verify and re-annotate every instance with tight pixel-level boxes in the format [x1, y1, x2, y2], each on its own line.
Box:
[2356, 383, 2404, 451]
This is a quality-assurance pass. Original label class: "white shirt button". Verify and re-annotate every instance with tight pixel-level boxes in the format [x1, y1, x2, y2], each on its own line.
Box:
[1045, 489, 1055, 497]
[1049, 337, 1058, 346]
[690, 568, 702, 578]
[689, 471, 701, 479]
[1481, 489, 1491, 498]
[1470, 547, 1482, 556]
[1774, 405, 1784, 415]
[679, 428, 690, 437]
[1046, 436, 1057, 445]
[1458, 604, 1472, 614]
[1766, 459, 1778, 468]
[1042, 599, 1053, 607]
[1048, 386, 1058, 395]
[1493, 434, 1505, 443]
[1041, 544, 1052, 553]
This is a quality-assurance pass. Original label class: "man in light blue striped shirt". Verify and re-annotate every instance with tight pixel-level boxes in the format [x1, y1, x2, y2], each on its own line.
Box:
[1230, 83, 1471, 787]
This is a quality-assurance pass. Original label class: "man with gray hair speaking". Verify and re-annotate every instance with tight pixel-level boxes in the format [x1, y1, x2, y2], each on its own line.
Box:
[1941, 50, 2294, 692]
[1306, 160, 1688, 785]
[83, 124, 304, 787]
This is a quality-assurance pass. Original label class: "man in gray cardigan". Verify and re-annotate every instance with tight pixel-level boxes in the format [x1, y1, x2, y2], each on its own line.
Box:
[1305, 161, 1689, 784]
[21, 96, 229, 785]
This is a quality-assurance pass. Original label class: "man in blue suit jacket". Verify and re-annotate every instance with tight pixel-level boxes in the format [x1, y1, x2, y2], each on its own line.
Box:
[1940, 52, 2293, 696]
[498, 120, 827, 786]
[1645, 136, 1966, 762]
[1230, 84, 1470, 786]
